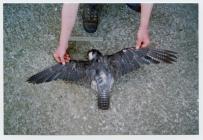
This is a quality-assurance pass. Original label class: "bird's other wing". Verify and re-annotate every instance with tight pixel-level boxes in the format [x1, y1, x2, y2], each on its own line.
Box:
[27, 60, 91, 84]
[106, 47, 177, 79]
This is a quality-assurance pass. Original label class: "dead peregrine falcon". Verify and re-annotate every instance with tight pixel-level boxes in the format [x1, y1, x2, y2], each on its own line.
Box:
[27, 47, 177, 110]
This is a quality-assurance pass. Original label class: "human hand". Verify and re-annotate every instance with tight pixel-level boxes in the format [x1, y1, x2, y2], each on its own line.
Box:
[135, 27, 150, 49]
[53, 46, 70, 65]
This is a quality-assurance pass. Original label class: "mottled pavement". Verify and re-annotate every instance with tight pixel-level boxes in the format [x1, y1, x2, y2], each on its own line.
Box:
[4, 4, 198, 134]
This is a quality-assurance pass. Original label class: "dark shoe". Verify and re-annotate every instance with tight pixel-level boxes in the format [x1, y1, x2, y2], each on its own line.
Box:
[127, 4, 141, 13]
[82, 4, 99, 33]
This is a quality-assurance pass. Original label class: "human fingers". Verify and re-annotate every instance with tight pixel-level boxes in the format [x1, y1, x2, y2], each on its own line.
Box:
[60, 56, 66, 65]
[141, 39, 150, 48]
[53, 53, 61, 63]
[136, 39, 142, 49]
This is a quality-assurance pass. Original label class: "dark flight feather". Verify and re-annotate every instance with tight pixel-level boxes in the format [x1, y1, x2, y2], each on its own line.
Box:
[106, 47, 177, 79]
[27, 60, 91, 84]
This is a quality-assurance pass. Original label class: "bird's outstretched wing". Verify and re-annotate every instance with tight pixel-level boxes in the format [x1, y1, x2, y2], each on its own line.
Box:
[106, 47, 177, 79]
[27, 60, 91, 84]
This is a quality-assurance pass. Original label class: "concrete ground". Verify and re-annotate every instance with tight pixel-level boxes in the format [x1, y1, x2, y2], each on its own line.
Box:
[4, 4, 198, 135]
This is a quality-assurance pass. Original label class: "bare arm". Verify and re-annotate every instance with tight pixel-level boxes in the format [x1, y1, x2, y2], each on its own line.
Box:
[54, 3, 79, 64]
[136, 3, 153, 49]
[140, 3, 153, 29]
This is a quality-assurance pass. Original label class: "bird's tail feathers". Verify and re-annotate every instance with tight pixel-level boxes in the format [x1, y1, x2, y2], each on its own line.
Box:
[98, 91, 110, 110]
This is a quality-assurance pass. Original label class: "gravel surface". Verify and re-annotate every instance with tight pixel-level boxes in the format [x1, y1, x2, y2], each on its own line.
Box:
[4, 4, 198, 135]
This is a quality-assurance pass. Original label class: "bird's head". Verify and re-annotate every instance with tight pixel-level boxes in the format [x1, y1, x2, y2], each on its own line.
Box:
[87, 49, 103, 61]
